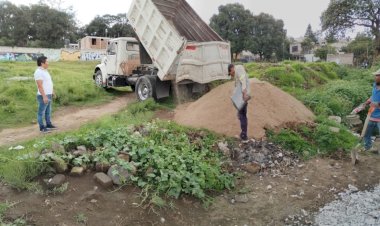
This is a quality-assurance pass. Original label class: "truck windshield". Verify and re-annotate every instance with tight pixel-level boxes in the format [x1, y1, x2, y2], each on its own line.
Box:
[127, 43, 139, 51]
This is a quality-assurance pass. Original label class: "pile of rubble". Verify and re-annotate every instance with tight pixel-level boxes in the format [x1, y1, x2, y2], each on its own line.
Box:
[219, 140, 300, 175]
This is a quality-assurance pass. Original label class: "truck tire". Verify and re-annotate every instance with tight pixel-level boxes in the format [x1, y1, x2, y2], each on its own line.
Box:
[95, 70, 104, 88]
[136, 76, 154, 101]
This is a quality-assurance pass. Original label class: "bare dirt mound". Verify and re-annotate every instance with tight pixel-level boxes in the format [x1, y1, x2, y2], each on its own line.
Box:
[174, 78, 315, 139]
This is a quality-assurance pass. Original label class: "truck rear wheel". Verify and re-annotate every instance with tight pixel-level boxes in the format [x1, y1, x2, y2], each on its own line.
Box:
[136, 76, 154, 101]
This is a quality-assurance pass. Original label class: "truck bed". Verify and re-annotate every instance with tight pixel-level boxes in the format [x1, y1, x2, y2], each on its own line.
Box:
[151, 0, 223, 42]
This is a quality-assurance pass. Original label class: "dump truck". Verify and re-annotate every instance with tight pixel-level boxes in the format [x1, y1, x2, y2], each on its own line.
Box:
[93, 0, 231, 101]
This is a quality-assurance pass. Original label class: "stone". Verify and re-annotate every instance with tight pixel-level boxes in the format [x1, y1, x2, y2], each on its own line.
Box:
[329, 127, 340, 133]
[51, 142, 65, 153]
[107, 165, 131, 185]
[218, 142, 230, 156]
[77, 145, 87, 152]
[118, 153, 130, 162]
[328, 116, 342, 124]
[46, 174, 66, 188]
[235, 194, 249, 203]
[93, 172, 113, 188]
[72, 150, 86, 156]
[241, 162, 261, 174]
[267, 185, 272, 190]
[52, 156, 68, 173]
[70, 167, 84, 176]
[95, 162, 111, 173]
[348, 184, 359, 193]
[252, 152, 266, 163]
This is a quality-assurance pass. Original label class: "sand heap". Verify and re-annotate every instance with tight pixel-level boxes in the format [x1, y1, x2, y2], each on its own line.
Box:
[174, 78, 315, 139]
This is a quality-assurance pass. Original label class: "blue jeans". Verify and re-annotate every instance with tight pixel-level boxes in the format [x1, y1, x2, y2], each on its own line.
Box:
[364, 121, 380, 150]
[37, 94, 52, 130]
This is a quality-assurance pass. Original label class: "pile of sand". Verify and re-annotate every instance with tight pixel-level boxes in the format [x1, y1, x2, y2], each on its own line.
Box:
[174, 78, 315, 139]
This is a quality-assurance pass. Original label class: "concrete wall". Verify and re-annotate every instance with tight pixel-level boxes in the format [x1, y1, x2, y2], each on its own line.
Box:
[0, 46, 106, 62]
[327, 53, 354, 65]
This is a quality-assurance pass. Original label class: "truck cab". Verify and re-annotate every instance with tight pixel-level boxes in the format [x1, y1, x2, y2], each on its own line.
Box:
[94, 37, 140, 87]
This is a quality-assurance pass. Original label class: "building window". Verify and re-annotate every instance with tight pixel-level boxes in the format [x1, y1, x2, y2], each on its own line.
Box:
[292, 46, 298, 53]
[92, 38, 97, 45]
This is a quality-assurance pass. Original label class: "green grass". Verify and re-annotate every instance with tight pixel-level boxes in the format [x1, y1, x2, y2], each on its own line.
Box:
[0, 61, 123, 130]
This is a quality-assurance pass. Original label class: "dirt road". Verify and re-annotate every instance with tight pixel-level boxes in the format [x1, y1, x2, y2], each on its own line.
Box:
[1, 154, 380, 225]
[0, 94, 135, 147]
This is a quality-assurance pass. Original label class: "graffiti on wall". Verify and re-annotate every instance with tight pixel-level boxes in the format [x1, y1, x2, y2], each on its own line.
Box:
[80, 52, 106, 61]
[0, 52, 43, 61]
[60, 49, 80, 61]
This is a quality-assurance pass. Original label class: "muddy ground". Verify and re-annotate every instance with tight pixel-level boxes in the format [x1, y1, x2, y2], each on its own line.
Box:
[1, 153, 379, 226]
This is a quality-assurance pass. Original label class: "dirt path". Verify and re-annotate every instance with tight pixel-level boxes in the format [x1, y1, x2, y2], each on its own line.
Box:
[0, 94, 135, 147]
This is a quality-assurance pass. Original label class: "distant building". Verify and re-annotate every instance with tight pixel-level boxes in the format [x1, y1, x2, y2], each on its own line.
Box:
[327, 53, 354, 65]
[80, 36, 111, 50]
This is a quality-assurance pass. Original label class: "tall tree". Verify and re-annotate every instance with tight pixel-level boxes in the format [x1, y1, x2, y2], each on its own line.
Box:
[321, 0, 380, 54]
[210, 3, 253, 60]
[84, 14, 135, 38]
[304, 24, 318, 43]
[249, 13, 287, 60]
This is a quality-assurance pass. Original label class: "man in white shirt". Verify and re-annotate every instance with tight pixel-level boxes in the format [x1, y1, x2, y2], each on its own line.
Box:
[228, 64, 251, 142]
[34, 56, 57, 133]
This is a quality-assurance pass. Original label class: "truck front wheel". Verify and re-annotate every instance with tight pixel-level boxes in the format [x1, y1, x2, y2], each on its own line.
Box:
[95, 70, 104, 88]
[136, 76, 154, 101]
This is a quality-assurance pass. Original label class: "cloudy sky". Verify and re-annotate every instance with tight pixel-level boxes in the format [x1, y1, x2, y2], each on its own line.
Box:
[9, 0, 331, 38]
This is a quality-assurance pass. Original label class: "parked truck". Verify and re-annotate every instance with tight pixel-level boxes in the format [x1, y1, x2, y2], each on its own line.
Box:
[93, 0, 231, 101]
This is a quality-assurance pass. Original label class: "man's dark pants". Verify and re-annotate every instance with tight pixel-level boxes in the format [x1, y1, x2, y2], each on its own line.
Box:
[238, 103, 248, 140]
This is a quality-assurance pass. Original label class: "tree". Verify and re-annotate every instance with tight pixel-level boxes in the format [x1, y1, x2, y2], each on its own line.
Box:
[342, 33, 374, 65]
[321, 0, 380, 54]
[84, 14, 135, 38]
[301, 38, 315, 54]
[304, 24, 318, 43]
[210, 3, 253, 60]
[314, 45, 337, 60]
[249, 13, 287, 61]
[0, 1, 78, 48]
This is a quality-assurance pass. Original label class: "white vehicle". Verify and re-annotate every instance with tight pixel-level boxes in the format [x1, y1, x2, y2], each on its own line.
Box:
[93, 0, 231, 101]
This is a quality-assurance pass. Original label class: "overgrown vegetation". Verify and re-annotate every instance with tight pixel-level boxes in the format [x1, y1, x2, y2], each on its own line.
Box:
[245, 61, 370, 157]
[0, 61, 124, 130]
[0, 100, 233, 203]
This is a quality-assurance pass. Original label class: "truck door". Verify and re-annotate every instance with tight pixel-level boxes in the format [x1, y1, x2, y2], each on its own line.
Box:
[105, 41, 117, 75]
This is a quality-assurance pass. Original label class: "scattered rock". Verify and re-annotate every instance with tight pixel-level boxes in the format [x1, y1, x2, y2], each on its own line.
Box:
[70, 167, 85, 176]
[52, 156, 68, 173]
[160, 217, 165, 224]
[118, 153, 130, 162]
[328, 116, 342, 124]
[95, 162, 111, 173]
[77, 145, 87, 152]
[329, 127, 340, 133]
[8, 145, 25, 150]
[218, 142, 230, 156]
[72, 150, 86, 156]
[51, 142, 65, 153]
[241, 162, 261, 174]
[348, 184, 359, 193]
[45, 174, 66, 188]
[94, 172, 113, 188]
[235, 194, 249, 203]
[107, 165, 131, 185]
[267, 185, 272, 190]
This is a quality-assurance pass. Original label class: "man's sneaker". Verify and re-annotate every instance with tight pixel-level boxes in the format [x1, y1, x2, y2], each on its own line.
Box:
[40, 128, 51, 134]
[241, 138, 249, 144]
[46, 125, 58, 130]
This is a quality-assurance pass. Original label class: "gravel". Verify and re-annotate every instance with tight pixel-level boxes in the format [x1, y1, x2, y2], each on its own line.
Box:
[315, 184, 380, 226]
